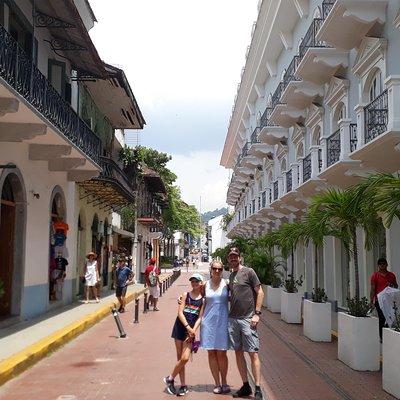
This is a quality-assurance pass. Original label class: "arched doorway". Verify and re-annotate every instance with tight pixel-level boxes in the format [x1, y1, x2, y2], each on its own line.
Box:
[49, 187, 67, 302]
[0, 171, 26, 318]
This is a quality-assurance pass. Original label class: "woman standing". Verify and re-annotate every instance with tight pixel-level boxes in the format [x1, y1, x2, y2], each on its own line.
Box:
[84, 252, 99, 303]
[201, 261, 230, 394]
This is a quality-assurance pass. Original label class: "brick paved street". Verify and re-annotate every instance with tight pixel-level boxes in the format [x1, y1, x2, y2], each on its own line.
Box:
[0, 270, 395, 400]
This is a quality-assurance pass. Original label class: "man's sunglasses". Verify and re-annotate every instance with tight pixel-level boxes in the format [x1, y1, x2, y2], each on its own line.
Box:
[211, 267, 223, 272]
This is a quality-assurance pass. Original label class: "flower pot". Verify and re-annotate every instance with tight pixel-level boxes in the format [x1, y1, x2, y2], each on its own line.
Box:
[262, 285, 268, 307]
[338, 312, 380, 371]
[280, 291, 303, 323]
[266, 286, 281, 313]
[383, 328, 400, 398]
[303, 299, 331, 342]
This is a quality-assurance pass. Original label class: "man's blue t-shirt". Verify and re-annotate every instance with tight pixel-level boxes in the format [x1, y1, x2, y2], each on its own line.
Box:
[116, 266, 133, 288]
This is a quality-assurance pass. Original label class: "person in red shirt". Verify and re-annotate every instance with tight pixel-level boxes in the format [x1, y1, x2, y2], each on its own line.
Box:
[145, 258, 161, 311]
[370, 258, 398, 340]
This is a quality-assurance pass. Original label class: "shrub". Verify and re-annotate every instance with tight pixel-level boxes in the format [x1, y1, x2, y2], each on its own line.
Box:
[311, 287, 328, 303]
[347, 296, 370, 317]
[284, 275, 303, 293]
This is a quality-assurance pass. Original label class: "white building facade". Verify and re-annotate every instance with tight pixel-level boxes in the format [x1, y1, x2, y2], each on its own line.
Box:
[221, 0, 400, 310]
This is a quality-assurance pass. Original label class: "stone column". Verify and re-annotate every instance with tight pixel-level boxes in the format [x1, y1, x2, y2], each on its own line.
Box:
[384, 75, 400, 133]
[354, 104, 365, 149]
[339, 118, 352, 160]
[310, 146, 320, 179]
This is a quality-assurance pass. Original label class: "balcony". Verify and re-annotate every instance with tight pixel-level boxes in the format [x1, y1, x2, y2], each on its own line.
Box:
[258, 107, 289, 145]
[273, 180, 279, 201]
[286, 169, 292, 193]
[0, 25, 102, 169]
[317, 0, 387, 51]
[302, 154, 312, 183]
[79, 157, 135, 211]
[350, 81, 400, 174]
[248, 127, 274, 159]
[326, 129, 341, 167]
[296, 18, 348, 85]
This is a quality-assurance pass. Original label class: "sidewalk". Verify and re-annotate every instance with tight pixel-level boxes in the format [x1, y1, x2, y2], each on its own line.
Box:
[0, 271, 242, 400]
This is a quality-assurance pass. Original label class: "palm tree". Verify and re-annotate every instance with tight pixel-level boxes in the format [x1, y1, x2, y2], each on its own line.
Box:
[309, 187, 379, 300]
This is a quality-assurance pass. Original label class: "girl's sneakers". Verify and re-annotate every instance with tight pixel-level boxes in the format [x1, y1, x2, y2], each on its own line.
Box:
[177, 386, 189, 396]
[163, 376, 176, 395]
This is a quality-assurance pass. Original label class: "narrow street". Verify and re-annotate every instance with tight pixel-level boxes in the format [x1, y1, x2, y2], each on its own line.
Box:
[0, 264, 392, 400]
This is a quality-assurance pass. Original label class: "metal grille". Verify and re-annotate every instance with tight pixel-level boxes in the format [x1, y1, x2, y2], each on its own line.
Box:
[260, 107, 272, 127]
[268, 188, 272, 204]
[299, 19, 328, 60]
[241, 142, 250, 158]
[282, 56, 301, 91]
[252, 199, 255, 214]
[318, 148, 322, 172]
[0, 25, 102, 165]
[326, 129, 341, 167]
[271, 82, 285, 110]
[273, 181, 279, 201]
[364, 90, 388, 143]
[322, 0, 336, 19]
[286, 170, 292, 193]
[303, 154, 312, 182]
[350, 123, 357, 152]
[251, 127, 260, 144]
[261, 191, 266, 208]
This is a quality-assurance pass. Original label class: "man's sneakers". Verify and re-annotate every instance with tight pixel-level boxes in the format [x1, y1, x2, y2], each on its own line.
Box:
[177, 386, 189, 396]
[163, 376, 176, 395]
[233, 382, 252, 398]
[254, 387, 264, 399]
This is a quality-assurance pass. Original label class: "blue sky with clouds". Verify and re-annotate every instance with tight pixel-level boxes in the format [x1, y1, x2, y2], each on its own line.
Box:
[90, 0, 258, 211]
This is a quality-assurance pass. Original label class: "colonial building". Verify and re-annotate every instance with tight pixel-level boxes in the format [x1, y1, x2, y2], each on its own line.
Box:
[221, 0, 400, 308]
[0, 0, 144, 321]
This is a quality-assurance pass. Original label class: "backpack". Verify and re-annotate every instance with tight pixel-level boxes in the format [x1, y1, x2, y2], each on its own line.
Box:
[148, 266, 158, 287]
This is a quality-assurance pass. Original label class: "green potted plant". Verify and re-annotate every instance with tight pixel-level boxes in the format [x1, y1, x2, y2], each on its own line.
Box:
[382, 302, 400, 398]
[303, 287, 332, 342]
[281, 274, 303, 324]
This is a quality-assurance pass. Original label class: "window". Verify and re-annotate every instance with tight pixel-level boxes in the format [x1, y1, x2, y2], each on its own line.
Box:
[48, 60, 66, 98]
[369, 71, 382, 102]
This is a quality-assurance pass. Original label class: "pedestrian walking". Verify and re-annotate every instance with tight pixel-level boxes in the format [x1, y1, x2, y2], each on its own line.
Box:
[115, 256, 134, 313]
[145, 257, 161, 311]
[200, 260, 230, 394]
[227, 247, 264, 399]
[370, 257, 398, 340]
[164, 273, 205, 396]
[84, 252, 100, 303]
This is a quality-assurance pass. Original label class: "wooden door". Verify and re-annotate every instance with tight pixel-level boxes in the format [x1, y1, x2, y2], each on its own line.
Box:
[0, 203, 15, 316]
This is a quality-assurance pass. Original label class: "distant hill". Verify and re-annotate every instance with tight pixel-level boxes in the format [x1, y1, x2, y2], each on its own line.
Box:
[202, 207, 228, 223]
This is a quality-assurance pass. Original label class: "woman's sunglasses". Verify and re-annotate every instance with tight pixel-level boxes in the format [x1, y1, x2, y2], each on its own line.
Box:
[211, 267, 223, 272]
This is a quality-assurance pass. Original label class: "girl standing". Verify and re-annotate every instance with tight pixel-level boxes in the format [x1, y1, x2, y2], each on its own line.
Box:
[201, 261, 230, 394]
[84, 252, 99, 303]
[164, 273, 204, 396]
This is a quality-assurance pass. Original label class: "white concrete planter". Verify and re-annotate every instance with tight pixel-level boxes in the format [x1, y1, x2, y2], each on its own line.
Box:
[383, 328, 400, 398]
[266, 286, 281, 313]
[262, 285, 268, 307]
[303, 299, 331, 342]
[280, 291, 303, 324]
[338, 312, 380, 371]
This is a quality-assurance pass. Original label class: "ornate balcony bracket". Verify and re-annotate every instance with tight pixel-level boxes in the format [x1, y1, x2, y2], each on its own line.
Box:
[47, 37, 87, 51]
[34, 11, 76, 28]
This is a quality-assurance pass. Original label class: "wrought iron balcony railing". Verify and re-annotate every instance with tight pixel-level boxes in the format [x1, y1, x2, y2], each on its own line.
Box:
[271, 81, 285, 111]
[98, 157, 135, 195]
[364, 90, 388, 144]
[257, 196, 261, 211]
[273, 180, 279, 201]
[260, 107, 272, 128]
[350, 123, 358, 152]
[244, 205, 248, 219]
[268, 188, 272, 204]
[286, 170, 292, 193]
[326, 129, 341, 167]
[299, 18, 328, 60]
[261, 191, 266, 208]
[303, 153, 312, 182]
[241, 141, 250, 158]
[0, 24, 102, 164]
[250, 127, 261, 144]
[252, 199, 256, 214]
[282, 56, 301, 91]
[318, 148, 323, 172]
[322, 0, 336, 19]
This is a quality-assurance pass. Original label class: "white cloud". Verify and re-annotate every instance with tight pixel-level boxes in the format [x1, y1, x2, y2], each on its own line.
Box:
[168, 151, 230, 212]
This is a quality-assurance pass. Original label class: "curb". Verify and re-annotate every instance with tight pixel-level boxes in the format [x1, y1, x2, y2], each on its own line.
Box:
[0, 288, 146, 386]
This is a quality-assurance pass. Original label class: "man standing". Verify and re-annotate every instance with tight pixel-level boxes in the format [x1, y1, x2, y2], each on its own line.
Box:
[227, 247, 264, 400]
[115, 256, 134, 313]
[370, 257, 398, 340]
[145, 257, 161, 311]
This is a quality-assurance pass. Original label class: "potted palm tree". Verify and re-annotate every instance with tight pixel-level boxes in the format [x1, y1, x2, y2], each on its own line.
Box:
[383, 303, 400, 398]
[281, 274, 304, 323]
[309, 187, 380, 371]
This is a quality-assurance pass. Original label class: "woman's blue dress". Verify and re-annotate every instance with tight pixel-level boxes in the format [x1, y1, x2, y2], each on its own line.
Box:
[200, 279, 229, 350]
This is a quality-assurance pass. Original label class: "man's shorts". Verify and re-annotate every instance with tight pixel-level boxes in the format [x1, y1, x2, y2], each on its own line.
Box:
[228, 317, 260, 352]
[149, 285, 159, 299]
[116, 286, 127, 297]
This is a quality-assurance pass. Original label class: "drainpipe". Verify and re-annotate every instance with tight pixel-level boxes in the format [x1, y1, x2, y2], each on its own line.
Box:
[131, 189, 139, 283]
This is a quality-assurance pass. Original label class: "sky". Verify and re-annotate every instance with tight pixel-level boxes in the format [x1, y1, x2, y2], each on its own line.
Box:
[89, 0, 259, 212]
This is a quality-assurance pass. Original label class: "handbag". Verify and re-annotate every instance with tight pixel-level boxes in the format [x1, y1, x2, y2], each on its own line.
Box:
[81, 276, 86, 284]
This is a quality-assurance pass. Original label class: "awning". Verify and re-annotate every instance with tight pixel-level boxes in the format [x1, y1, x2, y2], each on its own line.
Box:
[35, 0, 106, 78]
[112, 226, 134, 238]
[84, 64, 146, 129]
